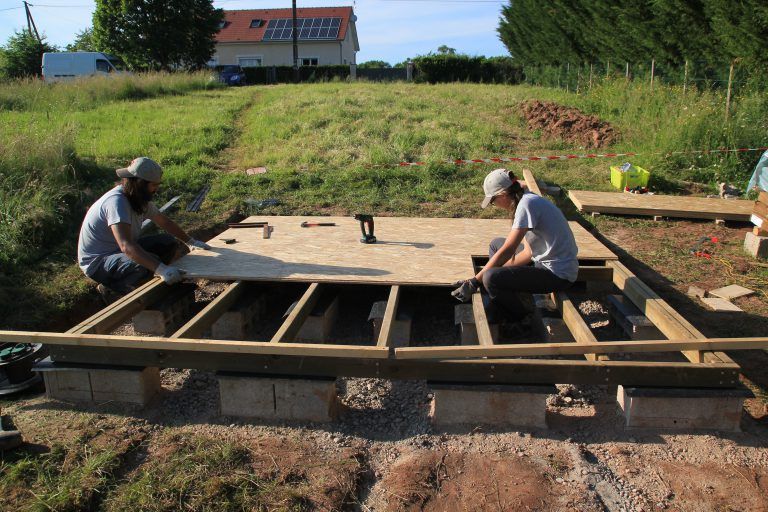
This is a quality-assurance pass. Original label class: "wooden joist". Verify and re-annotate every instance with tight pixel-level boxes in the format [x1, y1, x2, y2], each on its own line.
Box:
[2, 330, 390, 359]
[576, 266, 613, 282]
[553, 292, 604, 361]
[170, 281, 247, 339]
[67, 278, 170, 335]
[394, 337, 767, 360]
[607, 260, 734, 365]
[271, 282, 323, 343]
[471, 292, 495, 345]
[376, 285, 402, 348]
[522, 168, 543, 196]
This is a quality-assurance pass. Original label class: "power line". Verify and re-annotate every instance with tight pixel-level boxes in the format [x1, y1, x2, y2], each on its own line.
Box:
[0, 6, 24, 11]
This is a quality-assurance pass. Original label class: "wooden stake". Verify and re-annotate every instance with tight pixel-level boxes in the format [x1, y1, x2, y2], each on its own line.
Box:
[589, 63, 593, 89]
[683, 60, 688, 94]
[725, 60, 735, 121]
[650, 59, 655, 91]
[625, 62, 629, 80]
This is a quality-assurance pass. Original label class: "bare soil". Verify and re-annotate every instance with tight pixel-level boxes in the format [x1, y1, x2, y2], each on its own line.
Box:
[521, 100, 619, 148]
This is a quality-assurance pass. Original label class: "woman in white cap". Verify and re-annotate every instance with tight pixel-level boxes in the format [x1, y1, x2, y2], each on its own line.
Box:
[77, 157, 211, 300]
[451, 168, 578, 324]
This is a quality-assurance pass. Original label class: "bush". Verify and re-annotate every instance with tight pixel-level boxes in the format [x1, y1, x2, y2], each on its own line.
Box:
[1, 31, 57, 78]
[241, 65, 349, 84]
[412, 54, 523, 84]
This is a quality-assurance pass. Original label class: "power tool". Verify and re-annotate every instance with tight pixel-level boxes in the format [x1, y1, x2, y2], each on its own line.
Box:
[354, 214, 376, 244]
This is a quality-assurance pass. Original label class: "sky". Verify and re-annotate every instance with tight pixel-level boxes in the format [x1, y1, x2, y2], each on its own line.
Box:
[0, 0, 510, 64]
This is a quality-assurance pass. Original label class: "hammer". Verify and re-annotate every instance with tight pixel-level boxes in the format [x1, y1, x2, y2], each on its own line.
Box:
[0, 409, 22, 451]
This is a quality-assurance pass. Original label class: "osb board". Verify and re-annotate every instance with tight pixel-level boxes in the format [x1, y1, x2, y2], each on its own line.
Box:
[569, 190, 753, 221]
[176, 216, 616, 285]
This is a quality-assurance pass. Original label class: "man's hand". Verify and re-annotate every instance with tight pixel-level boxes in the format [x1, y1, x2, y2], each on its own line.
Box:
[451, 277, 479, 302]
[187, 238, 211, 251]
[155, 263, 186, 285]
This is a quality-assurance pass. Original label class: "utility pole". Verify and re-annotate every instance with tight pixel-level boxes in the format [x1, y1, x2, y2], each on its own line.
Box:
[292, 0, 299, 83]
[23, 1, 42, 43]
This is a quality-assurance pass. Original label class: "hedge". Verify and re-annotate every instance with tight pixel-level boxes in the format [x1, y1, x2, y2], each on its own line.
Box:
[412, 55, 523, 84]
[242, 65, 349, 84]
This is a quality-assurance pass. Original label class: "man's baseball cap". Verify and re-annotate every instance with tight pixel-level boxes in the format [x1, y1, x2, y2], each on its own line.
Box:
[480, 168, 514, 208]
[116, 157, 163, 182]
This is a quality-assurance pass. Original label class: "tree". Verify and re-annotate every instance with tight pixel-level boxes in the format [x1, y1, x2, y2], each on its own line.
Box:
[358, 60, 391, 68]
[66, 28, 98, 52]
[436, 45, 457, 55]
[1, 30, 57, 78]
[93, 0, 224, 70]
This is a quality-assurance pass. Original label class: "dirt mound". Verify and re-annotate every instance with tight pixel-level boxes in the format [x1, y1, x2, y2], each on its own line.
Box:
[520, 100, 618, 149]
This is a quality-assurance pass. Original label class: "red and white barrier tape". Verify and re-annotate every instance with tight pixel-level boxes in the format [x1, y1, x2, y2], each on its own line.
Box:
[392, 146, 768, 167]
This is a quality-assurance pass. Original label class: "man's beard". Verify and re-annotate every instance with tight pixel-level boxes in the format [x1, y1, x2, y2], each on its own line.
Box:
[141, 187, 156, 203]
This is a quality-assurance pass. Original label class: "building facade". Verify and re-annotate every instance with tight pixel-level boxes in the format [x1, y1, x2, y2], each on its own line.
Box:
[212, 6, 359, 68]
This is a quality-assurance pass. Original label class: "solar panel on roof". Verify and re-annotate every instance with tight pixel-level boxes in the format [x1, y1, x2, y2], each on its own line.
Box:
[262, 17, 341, 40]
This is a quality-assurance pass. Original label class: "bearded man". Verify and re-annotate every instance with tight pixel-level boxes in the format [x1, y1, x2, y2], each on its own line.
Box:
[77, 157, 210, 299]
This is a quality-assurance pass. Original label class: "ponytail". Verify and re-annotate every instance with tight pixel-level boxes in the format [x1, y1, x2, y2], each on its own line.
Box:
[504, 171, 526, 223]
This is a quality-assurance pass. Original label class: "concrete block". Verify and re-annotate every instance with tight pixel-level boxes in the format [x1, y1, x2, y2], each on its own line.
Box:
[133, 286, 194, 335]
[429, 383, 554, 428]
[708, 284, 754, 300]
[212, 294, 266, 340]
[606, 294, 663, 340]
[744, 231, 768, 259]
[370, 300, 412, 347]
[218, 374, 337, 422]
[701, 297, 743, 312]
[296, 295, 339, 342]
[454, 304, 498, 345]
[43, 367, 160, 405]
[687, 286, 706, 299]
[617, 385, 750, 431]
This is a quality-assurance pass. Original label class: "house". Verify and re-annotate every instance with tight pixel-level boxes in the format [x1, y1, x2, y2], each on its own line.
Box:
[212, 6, 359, 68]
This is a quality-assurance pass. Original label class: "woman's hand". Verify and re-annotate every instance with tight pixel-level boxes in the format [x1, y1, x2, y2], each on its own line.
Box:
[451, 277, 479, 302]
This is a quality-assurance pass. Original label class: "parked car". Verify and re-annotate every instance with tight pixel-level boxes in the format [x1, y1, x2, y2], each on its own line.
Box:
[217, 65, 246, 86]
[42, 52, 126, 82]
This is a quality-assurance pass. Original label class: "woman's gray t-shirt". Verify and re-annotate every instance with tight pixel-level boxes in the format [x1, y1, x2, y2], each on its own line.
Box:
[511, 192, 579, 282]
[77, 186, 159, 276]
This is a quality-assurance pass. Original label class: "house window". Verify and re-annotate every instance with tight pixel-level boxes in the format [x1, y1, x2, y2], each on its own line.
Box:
[300, 57, 319, 67]
[250, 19, 262, 28]
[238, 56, 262, 67]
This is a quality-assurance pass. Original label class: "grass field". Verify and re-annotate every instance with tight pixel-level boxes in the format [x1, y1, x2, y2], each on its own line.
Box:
[0, 74, 766, 328]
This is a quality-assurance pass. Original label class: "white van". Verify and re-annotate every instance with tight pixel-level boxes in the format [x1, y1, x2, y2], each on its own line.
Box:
[42, 52, 126, 82]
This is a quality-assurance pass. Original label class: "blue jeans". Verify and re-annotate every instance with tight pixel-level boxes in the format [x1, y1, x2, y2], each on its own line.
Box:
[483, 237, 573, 322]
[88, 234, 180, 294]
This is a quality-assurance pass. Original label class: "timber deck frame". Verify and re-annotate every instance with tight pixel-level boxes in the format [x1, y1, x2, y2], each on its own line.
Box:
[3, 172, 761, 390]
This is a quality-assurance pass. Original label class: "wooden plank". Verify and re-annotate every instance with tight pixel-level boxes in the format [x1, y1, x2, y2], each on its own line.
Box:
[393, 337, 766, 359]
[2, 330, 389, 358]
[170, 281, 247, 339]
[569, 190, 753, 221]
[376, 285, 402, 348]
[576, 266, 613, 282]
[174, 216, 616, 285]
[472, 292, 495, 346]
[522, 168, 543, 196]
[608, 260, 734, 365]
[67, 278, 170, 335]
[758, 190, 768, 207]
[553, 292, 602, 361]
[46, 345, 739, 388]
[753, 201, 768, 219]
[271, 283, 323, 343]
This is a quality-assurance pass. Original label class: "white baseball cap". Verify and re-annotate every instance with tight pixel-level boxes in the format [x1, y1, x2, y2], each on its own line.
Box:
[481, 168, 514, 208]
[116, 157, 163, 182]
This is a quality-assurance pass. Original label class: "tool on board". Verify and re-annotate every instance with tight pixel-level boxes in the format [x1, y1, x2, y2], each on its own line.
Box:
[354, 214, 376, 244]
[227, 222, 268, 228]
[220, 238, 236, 244]
[300, 221, 337, 228]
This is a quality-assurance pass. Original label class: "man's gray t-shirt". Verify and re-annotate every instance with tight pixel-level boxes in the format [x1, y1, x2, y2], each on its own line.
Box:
[512, 192, 579, 282]
[77, 186, 159, 276]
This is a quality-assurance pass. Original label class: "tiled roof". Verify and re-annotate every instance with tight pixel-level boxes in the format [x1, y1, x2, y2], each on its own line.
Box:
[216, 6, 354, 43]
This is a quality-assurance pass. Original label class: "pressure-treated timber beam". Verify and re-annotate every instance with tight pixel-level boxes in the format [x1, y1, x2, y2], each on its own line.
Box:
[3, 330, 389, 358]
[607, 260, 734, 365]
[377, 285, 402, 348]
[394, 337, 765, 359]
[67, 278, 171, 335]
[576, 266, 613, 282]
[522, 168, 543, 196]
[472, 292, 495, 345]
[271, 282, 323, 343]
[553, 292, 604, 361]
[170, 281, 247, 339]
[44, 345, 740, 387]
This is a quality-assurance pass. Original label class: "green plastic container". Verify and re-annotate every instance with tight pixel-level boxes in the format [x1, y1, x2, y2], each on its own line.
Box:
[610, 165, 650, 190]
